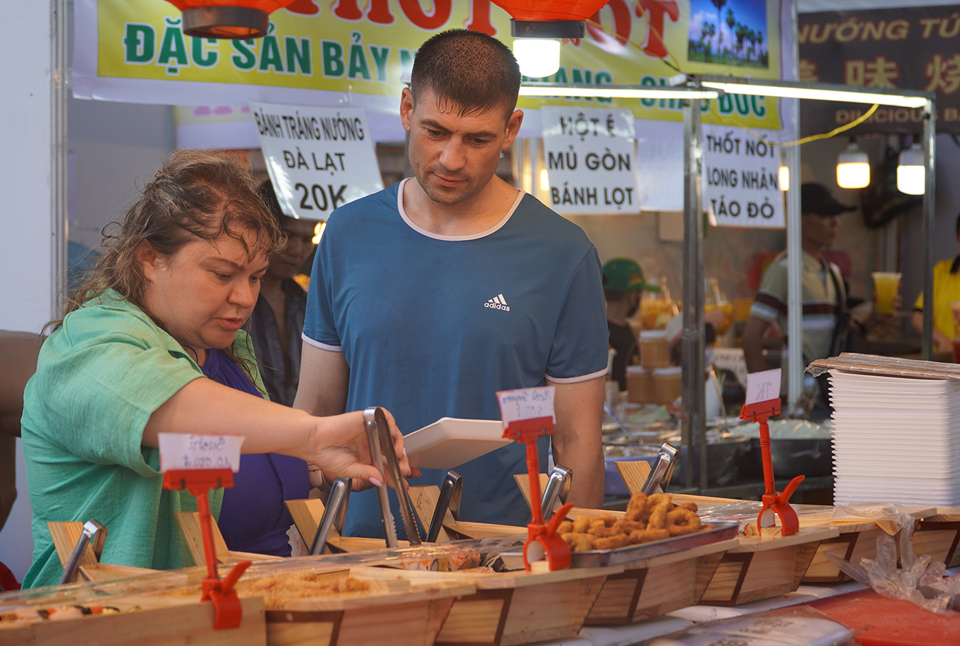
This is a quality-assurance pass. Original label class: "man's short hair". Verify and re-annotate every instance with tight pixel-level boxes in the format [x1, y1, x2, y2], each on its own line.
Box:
[410, 29, 521, 120]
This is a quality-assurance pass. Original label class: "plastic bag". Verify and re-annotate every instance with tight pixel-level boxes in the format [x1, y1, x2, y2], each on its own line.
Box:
[823, 503, 960, 615]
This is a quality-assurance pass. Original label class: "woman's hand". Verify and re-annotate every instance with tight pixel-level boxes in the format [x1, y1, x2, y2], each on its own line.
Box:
[305, 409, 415, 489]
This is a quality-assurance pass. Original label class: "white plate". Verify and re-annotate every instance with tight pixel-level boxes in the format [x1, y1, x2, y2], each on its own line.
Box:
[404, 418, 512, 470]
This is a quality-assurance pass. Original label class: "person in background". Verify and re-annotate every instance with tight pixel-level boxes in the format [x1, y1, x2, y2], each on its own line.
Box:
[251, 179, 320, 407]
[295, 29, 609, 536]
[602, 258, 659, 391]
[911, 212, 960, 352]
[21, 151, 410, 588]
[742, 183, 855, 375]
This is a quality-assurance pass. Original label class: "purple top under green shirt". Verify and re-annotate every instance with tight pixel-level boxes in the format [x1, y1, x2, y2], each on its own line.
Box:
[200, 348, 309, 556]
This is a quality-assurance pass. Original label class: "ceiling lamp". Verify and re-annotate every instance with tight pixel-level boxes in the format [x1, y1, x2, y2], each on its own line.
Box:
[165, 1, 297, 39]
[897, 141, 925, 195]
[836, 139, 870, 189]
[491, 1, 612, 78]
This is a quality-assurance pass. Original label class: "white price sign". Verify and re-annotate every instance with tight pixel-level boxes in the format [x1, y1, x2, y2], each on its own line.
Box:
[249, 101, 383, 220]
[702, 125, 784, 229]
[541, 106, 637, 215]
[497, 387, 556, 428]
[713, 347, 749, 389]
[745, 369, 782, 406]
[158, 433, 244, 472]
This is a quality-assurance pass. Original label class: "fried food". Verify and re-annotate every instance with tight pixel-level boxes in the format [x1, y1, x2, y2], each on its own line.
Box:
[646, 502, 670, 531]
[629, 528, 670, 544]
[562, 532, 595, 552]
[561, 492, 709, 552]
[572, 515, 591, 534]
[592, 534, 630, 550]
[665, 508, 702, 536]
[625, 492, 648, 521]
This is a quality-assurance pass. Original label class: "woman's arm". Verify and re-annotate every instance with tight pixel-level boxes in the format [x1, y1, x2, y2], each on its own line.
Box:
[144, 378, 408, 485]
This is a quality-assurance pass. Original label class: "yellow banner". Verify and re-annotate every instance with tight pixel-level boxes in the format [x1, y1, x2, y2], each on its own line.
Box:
[91, 0, 785, 128]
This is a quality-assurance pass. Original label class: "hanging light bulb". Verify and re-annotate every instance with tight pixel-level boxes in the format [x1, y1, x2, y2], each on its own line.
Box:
[897, 141, 925, 195]
[836, 138, 870, 189]
[779, 165, 789, 191]
[513, 38, 562, 78]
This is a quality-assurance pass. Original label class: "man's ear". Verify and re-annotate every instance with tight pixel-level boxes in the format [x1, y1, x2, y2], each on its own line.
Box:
[400, 87, 414, 133]
[501, 109, 524, 151]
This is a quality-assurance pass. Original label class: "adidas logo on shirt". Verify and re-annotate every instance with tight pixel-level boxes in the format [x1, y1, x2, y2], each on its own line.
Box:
[484, 294, 510, 312]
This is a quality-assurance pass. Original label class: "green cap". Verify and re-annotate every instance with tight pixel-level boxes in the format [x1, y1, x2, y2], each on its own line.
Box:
[602, 258, 660, 293]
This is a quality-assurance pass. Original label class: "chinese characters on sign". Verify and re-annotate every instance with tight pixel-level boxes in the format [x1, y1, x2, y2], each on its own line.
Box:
[799, 7, 960, 134]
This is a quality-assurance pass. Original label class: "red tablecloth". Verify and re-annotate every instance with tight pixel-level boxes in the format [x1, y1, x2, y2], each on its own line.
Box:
[809, 589, 960, 646]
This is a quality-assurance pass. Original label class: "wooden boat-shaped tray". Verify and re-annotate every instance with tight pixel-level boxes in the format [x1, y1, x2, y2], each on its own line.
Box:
[501, 521, 740, 568]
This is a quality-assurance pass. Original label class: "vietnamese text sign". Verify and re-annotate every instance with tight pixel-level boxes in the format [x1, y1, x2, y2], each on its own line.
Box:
[542, 107, 637, 214]
[75, 0, 788, 131]
[497, 387, 557, 428]
[158, 433, 244, 472]
[799, 6, 960, 135]
[250, 101, 383, 219]
[702, 125, 783, 229]
[745, 369, 782, 406]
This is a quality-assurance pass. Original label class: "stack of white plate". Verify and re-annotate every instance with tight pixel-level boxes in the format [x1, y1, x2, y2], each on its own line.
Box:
[829, 369, 960, 507]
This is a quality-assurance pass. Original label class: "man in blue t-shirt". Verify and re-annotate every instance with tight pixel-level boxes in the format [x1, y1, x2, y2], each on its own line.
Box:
[295, 29, 609, 535]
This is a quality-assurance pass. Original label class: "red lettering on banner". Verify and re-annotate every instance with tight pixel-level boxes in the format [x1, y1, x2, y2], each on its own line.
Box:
[635, 0, 679, 59]
[332, 0, 363, 21]
[586, 0, 632, 55]
[332, 0, 395, 24]
[286, 0, 320, 15]
[465, 0, 496, 36]
[400, 0, 452, 30]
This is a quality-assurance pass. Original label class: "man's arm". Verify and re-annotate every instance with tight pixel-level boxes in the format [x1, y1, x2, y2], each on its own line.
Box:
[547, 375, 605, 510]
[742, 317, 773, 373]
[294, 343, 349, 416]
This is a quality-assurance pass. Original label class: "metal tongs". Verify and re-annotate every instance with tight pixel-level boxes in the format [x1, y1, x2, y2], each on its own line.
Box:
[59, 520, 107, 584]
[364, 406, 421, 547]
[426, 470, 462, 543]
[541, 464, 572, 521]
[641, 443, 678, 495]
[310, 477, 351, 555]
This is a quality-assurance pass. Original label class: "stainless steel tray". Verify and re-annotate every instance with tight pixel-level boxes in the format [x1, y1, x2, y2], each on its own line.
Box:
[502, 520, 739, 569]
[572, 520, 739, 567]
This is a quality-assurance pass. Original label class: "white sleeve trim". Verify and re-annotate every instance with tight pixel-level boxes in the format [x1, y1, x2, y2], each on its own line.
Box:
[301, 333, 342, 352]
[545, 367, 608, 384]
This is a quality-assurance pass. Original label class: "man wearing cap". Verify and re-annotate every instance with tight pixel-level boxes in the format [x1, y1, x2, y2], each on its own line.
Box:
[742, 183, 856, 376]
[602, 258, 659, 390]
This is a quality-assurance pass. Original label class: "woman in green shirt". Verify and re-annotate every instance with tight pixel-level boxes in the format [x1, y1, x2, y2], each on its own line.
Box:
[20, 151, 409, 588]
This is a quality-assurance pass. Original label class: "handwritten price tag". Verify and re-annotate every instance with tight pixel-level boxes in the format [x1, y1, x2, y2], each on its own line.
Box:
[158, 434, 244, 473]
[745, 369, 782, 406]
[496, 387, 556, 429]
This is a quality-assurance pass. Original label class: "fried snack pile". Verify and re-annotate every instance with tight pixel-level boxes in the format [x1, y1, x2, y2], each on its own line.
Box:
[558, 493, 704, 552]
[233, 573, 372, 608]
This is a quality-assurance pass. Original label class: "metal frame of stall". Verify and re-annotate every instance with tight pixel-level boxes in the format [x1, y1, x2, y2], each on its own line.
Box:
[678, 79, 937, 494]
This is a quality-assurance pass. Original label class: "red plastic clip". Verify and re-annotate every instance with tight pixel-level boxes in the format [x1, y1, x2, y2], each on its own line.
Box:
[163, 469, 250, 629]
[503, 417, 572, 571]
[740, 401, 804, 536]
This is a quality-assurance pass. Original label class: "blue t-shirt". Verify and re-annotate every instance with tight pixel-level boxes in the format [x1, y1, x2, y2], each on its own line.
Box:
[201, 349, 309, 556]
[304, 180, 608, 535]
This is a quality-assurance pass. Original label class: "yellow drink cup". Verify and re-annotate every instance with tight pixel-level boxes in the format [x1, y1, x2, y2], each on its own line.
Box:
[872, 272, 901, 315]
